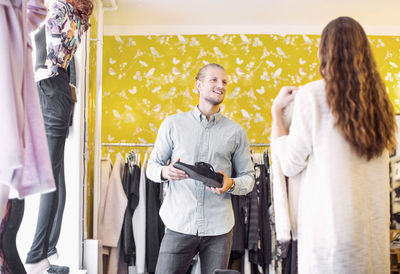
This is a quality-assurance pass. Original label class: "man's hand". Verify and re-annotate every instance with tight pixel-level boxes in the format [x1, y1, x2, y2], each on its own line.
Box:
[161, 158, 189, 181]
[207, 171, 235, 194]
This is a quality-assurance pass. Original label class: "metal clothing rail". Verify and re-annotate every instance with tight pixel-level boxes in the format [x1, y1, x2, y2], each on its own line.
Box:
[101, 142, 269, 147]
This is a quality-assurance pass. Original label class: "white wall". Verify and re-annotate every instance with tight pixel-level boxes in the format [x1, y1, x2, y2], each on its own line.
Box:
[103, 0, 400, 35]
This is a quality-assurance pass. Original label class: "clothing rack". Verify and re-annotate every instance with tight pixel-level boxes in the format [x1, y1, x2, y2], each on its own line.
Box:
[101, 142, 269, 147]
[102, 142, 155, 147]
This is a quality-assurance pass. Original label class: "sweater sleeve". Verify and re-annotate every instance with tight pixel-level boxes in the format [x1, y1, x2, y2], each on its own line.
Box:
[272, 87, 313, 177]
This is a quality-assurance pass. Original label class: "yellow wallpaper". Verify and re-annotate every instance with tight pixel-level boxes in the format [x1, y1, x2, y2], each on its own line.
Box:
[101, 34, 400, 152]
[86, 10, 99, 238]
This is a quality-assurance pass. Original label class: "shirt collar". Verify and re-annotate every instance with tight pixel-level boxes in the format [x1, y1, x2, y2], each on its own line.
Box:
[192, 105, 222, 124]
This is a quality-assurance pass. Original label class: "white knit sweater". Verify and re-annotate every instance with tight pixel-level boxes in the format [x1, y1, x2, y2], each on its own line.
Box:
[272, 80, 390, 274]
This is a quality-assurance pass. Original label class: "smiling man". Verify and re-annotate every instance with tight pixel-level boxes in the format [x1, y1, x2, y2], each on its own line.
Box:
[146, 63, 255, 274]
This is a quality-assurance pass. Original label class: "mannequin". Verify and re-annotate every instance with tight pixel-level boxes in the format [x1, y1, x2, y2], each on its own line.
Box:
[24, 0, 93, 273]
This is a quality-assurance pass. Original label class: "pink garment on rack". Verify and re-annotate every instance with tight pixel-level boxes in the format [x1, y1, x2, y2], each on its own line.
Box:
[0, 0, 55, 198]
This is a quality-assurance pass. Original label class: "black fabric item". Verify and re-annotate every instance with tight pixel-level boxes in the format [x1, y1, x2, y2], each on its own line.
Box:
[120, 163, 134, 263]
[2, 199, 26, 274]
[0, 201, 12, 273]
[145, 178, 164, 272]
[121, 164, 141, 263]
[250, 263, 263, 274]
[282, 240, 298, 274]
[393, 212, 400, 223]
[66, 57, 76, 127]
[291, 241, 298, 274]
[213, 269, 240, 274]
[231, 195, 248, 254]
[247, 181, 260, 252]
[277, 241, 291, 259]
[228, 254, 242, 272]
[260, 164, 272, 267]
[47, 264, 70, 273]
[66, 57, 76, 88]
[173, 161, 223, 188]
[248, 164, 272, 269]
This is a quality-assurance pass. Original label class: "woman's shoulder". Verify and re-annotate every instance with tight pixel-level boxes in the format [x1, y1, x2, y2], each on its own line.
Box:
[301, 79, 325, 93]
[296, 79, 326, 102]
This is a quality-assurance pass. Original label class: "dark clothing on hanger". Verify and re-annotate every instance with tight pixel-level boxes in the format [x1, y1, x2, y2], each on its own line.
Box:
[247, 181, 260, 252]
[231, 195, 249, 255]
[121, 164, 140, 263]
[145, 178, 164, 273]
[282, 240, 297, 274]
[248, 164, 272, 270]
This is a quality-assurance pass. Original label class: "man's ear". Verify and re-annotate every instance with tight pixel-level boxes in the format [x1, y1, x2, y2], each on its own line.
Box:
[195, 80, 201, 92]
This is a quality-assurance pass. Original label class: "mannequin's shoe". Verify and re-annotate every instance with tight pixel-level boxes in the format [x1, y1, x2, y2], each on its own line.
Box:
[47, 264, 70, 273]
[173, 161, 223, 188]
[25, 258, 50, 274]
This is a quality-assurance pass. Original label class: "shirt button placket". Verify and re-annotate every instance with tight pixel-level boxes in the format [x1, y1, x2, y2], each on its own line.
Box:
[196, 124, 209, 234]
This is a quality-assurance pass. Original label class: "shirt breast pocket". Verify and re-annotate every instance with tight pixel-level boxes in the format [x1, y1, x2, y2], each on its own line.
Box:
[213, 136, 236, 163]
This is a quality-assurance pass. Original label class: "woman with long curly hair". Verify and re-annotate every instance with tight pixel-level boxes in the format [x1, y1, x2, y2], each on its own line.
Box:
[271, 17, 396, 273]
[25, 0, 93, 272]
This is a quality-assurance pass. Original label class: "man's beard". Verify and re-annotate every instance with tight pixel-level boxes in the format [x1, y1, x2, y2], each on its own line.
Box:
[205, 97, 223, 106]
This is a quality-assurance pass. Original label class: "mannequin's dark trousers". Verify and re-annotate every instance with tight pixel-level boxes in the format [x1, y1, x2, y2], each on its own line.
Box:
[26, 68, 73, 263]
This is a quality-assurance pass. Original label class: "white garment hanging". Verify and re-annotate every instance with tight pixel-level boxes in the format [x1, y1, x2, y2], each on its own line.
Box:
[271, 101, 301, 242]
[98, 158, 112, 253]
[101, 153, 128, 274]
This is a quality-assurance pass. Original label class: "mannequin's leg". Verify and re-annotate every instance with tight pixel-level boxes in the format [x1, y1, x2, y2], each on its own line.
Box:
[47, 162, 66, 260]
[26, 72, 73, 269]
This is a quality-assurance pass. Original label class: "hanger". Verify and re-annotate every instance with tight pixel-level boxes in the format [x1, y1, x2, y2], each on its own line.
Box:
[127, 150, 136, 173]
[263, 149, 270, 169]
[137, 150, 141, 168]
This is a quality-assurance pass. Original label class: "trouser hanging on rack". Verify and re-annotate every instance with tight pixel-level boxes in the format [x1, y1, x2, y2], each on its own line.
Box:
[26, 68, 74, 263]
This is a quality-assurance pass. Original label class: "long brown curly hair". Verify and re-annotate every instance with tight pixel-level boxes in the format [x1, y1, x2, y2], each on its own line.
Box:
[319, 16, 397, 160]
[67, 0, 94, 31]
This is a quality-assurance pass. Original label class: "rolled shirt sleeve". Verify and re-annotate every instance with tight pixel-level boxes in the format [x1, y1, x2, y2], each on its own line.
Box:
[146, 118, 172, 183]
[230, 127, 255, 195]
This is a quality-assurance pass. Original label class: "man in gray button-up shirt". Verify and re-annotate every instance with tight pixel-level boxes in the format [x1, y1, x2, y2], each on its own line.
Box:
[146, 63, 255, 274]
